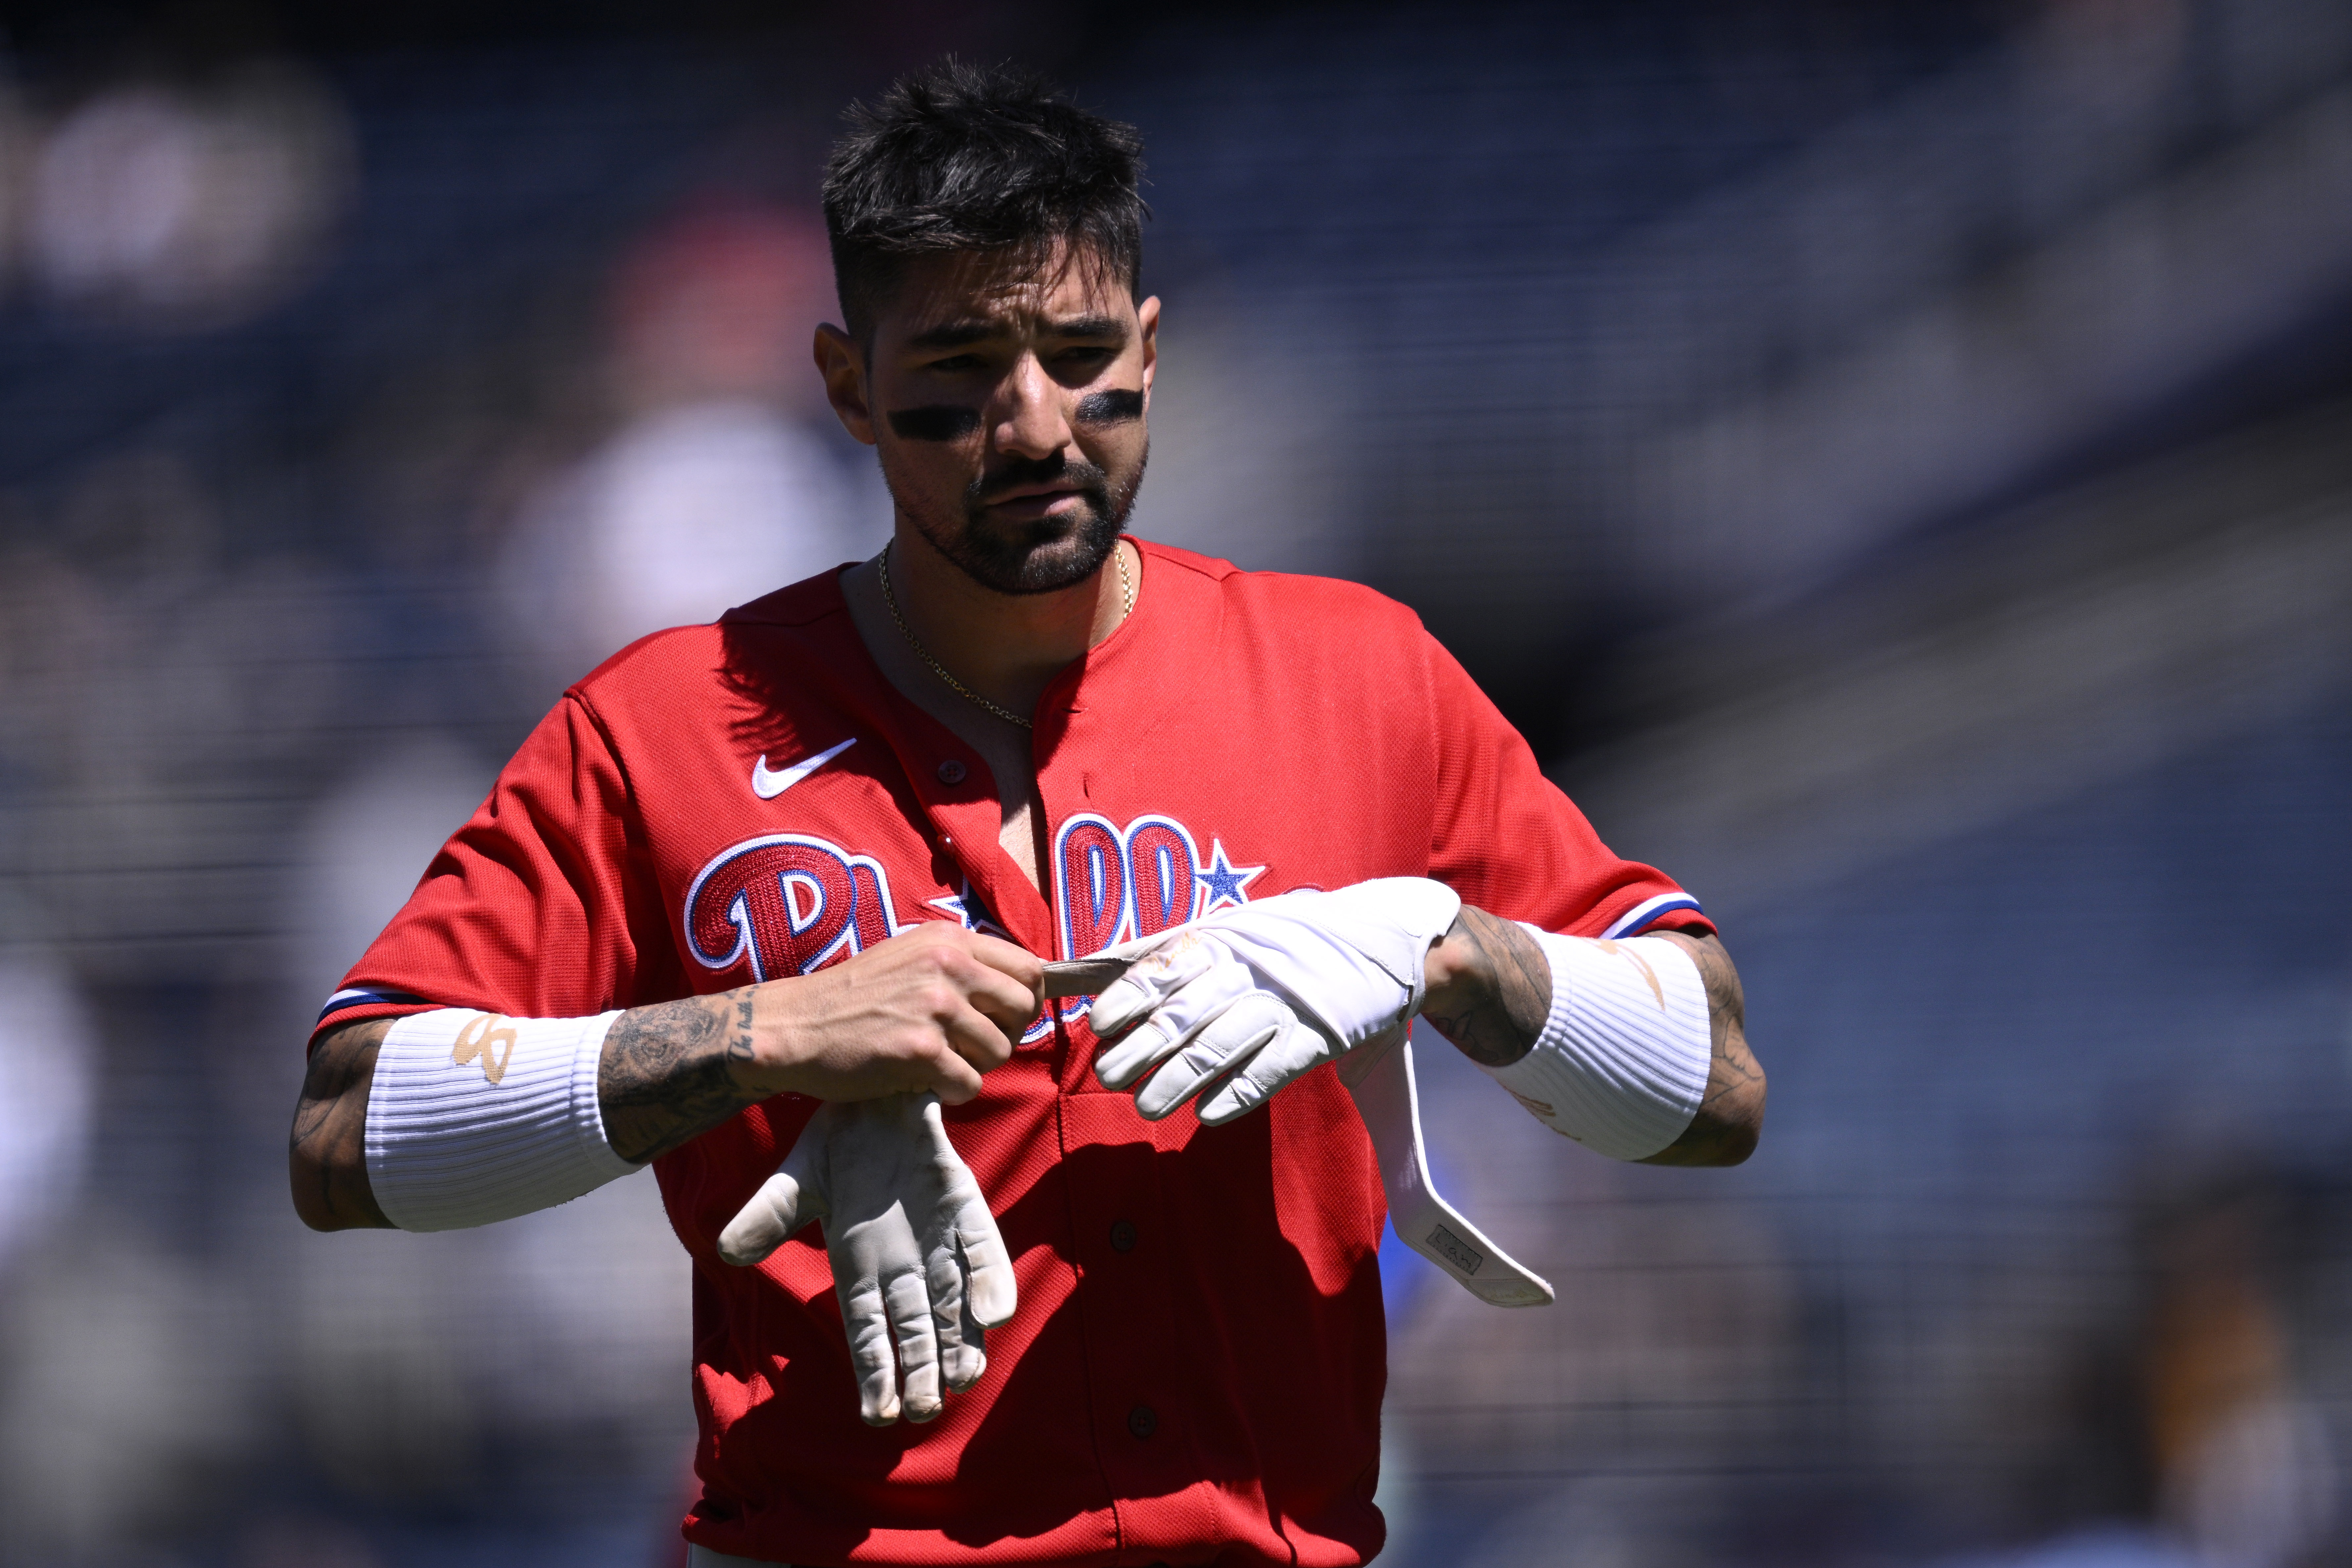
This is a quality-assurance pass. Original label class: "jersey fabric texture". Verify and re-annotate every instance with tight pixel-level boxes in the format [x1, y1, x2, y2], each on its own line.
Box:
[321, 540, 1713, 1568]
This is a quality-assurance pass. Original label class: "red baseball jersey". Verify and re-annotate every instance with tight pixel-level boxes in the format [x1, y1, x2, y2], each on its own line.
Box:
[320, 540, 1711, 1567]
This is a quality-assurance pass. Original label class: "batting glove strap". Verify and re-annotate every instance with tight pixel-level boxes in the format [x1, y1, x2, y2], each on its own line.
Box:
[1481, 928, 1711, 1161]
[363, 1008, 636, 1232]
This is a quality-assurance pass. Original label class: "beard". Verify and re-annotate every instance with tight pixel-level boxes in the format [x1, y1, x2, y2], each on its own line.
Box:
[885, 443, 1148, 596]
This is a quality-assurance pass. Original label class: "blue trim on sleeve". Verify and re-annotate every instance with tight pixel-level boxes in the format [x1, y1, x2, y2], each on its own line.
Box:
[316, 987, 431, 1024]
[1602, 893, 1705, 939]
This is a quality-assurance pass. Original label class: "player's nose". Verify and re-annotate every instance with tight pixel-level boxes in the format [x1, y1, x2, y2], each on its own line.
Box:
[989, 352, 1075, 460]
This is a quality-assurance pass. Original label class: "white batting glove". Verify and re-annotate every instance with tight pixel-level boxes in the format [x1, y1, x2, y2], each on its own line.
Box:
[716, 1094, 1016, 1427]
[1090, 878, 1462, 1125]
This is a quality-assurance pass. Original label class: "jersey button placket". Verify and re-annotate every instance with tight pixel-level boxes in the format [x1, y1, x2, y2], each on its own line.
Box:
[936, 758, 967, 785]
[1112, 1222, 1148, 1438]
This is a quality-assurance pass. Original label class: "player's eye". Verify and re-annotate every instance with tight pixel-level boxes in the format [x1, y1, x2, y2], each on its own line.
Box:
[926, 353, 987, 372]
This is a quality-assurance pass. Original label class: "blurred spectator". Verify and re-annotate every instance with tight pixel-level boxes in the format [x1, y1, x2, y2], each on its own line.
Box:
[0, 1226, 256, 1560]
[497, 204, 883, 690]
[0, 954, 95, 1274]
[27, 62, 353, 328]
[2141, 1176, 2334, 1568]
[284, 1181, 690, 1510]
[1938, 1168, 2339, 1568]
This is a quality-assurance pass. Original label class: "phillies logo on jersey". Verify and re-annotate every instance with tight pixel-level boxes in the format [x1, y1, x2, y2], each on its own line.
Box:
[682, 813, 1264, 999]
[684, 832, 912, 981]
[1052, 812, 1265, 960]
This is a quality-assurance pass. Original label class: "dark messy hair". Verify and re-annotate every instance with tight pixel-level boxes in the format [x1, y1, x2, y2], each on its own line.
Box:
[822, 59, 1147, 342]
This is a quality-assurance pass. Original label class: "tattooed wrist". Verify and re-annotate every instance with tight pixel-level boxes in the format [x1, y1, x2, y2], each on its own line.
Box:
[1632, 930, 1764, 1167]
[1418, 906, 1553, 1068]
[598, 991, 769, 1163]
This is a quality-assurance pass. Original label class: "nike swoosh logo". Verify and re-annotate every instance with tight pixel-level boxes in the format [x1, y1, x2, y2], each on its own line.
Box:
[752, 737, 857, 799]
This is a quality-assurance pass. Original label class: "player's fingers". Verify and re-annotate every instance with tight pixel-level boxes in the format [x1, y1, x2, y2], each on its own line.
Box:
[1196, 1017, 1334, 1126]
[964, 931, 1047, 998]
[1089, 933, 1218, 1036]
[935, 1004, 1010, 1097]
[1134, 990, 1295, 1121]
[886, 1269, 943, 1423]
[1095, 960, 1253, 1091]
[841, 1274, 901, 1426]
[958, 963, 1043, 1051]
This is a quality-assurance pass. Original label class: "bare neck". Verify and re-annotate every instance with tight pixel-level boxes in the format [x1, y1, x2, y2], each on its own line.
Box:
[852, 529, 1133, 721]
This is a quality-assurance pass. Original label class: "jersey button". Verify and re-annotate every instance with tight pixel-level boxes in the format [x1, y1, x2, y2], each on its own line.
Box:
[1109, 1219, 1138, 1253]
[1127, 1404, 1157, 1439]
[936, 759, 967, 785]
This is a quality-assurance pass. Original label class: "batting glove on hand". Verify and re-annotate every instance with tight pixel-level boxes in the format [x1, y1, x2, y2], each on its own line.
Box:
[716, 1093, 1016, 1426]
[1090, 877, 1462, 1125]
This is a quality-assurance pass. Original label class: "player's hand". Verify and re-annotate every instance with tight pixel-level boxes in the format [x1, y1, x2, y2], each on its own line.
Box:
[1090, 878, 1462, 1123]
[741, 924, 1043, 1105]
[716, 1092, 1016, 1425]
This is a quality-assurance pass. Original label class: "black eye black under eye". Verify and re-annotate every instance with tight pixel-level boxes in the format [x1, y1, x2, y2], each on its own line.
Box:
[1075, 389, 1144, 425]
[888, 406, 982, 442]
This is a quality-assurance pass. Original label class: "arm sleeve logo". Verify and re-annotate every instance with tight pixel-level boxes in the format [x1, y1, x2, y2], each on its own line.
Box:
[450, 1014, 520, 1083]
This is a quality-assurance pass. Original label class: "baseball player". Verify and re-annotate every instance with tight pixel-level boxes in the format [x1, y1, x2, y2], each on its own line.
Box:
[290, 60, 1763, 1568]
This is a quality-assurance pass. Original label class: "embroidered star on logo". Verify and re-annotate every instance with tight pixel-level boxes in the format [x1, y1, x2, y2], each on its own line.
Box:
[1197, 839, 1265, 913]
[929, 880, 1011, 938]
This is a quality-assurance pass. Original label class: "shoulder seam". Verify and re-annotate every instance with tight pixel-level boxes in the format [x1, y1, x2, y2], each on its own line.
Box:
[556, 687, 645, 849]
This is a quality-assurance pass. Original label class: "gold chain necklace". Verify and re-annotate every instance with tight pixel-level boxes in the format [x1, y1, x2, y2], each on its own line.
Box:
[877, 539, 1135, 730]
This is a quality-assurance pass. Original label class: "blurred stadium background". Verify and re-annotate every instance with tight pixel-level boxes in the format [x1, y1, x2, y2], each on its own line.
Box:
[0, 0, 2347, 1563]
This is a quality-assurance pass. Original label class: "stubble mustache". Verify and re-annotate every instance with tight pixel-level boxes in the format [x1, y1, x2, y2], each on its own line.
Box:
[968, 450, 1113, 516]
[907, 442, 1144, 596]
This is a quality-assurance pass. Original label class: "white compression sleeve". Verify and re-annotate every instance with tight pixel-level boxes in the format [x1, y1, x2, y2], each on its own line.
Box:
[1479, 928, 1712, 1161]
[363, 1008, 637, 1231]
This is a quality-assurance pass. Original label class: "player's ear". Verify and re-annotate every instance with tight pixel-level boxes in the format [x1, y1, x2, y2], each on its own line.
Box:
[1136, 295, 1159, 413]
[815, 323, 877, 446]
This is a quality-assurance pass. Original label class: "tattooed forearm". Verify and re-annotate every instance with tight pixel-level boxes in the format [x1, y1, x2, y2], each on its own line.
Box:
[1635, 930, 1765, 1167]
[1419, 906, 1553, 1067]
[288, 990, 774, 1229]
[290, 1019, 394, 1230]
[597, 991, 768, 1164]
